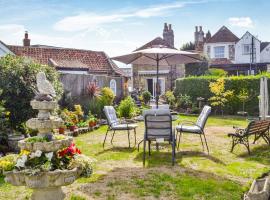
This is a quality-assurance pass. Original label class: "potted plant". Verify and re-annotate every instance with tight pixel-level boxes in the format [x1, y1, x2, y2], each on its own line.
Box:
[58, 125, 66, 134]
[65, 122, 76, 131]
[88, 117, 97, 128]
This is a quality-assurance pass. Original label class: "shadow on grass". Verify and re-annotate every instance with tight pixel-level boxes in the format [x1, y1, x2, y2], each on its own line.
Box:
[238, 144, 270, 165]
[77, 165, 245, 200]
[134, 150, 225, 167]
[95, 146, 136, 156]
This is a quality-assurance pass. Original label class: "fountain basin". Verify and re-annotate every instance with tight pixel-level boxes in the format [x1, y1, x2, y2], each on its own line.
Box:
[4, 167, 81, 188]
[26, 117, 63, 130]
[18, 136, 73, 152]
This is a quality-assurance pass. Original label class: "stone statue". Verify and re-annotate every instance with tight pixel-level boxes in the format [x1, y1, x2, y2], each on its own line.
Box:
[35, 72, 56, 101]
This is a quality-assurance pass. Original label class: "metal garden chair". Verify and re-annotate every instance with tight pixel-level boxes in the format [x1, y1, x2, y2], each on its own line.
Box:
[176, 105, 211, 154]
[142, 109, 176, 166]
[103, 106, 138, 148]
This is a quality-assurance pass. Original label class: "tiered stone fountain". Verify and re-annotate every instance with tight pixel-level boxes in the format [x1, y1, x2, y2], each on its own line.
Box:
[4, 72, 81, 200]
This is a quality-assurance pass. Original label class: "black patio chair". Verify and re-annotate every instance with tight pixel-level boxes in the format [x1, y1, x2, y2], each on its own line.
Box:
[142, 109, 176, 166]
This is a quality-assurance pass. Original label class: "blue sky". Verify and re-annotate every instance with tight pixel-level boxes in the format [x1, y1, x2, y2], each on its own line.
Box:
[0, 0, 269, 57]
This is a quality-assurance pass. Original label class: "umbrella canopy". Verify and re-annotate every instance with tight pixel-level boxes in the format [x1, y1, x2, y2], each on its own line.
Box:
[112, 46, 201, 108]
[259, 77, 269, 120]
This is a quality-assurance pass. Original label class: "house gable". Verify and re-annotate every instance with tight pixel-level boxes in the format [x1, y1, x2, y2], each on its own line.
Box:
[0, 41, 14, 57]
[206, 26, 239, 43]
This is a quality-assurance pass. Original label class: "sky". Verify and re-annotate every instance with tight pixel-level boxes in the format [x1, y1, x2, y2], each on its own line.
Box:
[0, 0, 269, 60]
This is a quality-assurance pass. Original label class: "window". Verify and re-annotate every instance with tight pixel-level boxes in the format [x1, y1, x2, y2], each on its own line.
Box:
[243, 44, 250, 55]
[110, 79, 117, 95]
[214, 46, 225, 58]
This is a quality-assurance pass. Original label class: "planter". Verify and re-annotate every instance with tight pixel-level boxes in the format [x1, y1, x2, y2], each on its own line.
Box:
[245, 178, 270, 200]
[7, 134, 25, 153]
[58, 127, 65, 134]
[89, 121, 96, 127]
[69, 125, 76, 131]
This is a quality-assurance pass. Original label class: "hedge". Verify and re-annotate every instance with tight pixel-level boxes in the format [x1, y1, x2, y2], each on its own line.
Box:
[174, 74, 270, 116]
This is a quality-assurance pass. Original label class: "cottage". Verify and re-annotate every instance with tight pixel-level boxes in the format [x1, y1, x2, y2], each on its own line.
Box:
[132, 23, 185, 97]
[0, 32, 128, 103]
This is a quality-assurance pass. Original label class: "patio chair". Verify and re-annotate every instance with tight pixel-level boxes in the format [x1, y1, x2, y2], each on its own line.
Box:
[142, 109, 176, 166]
[103, 106, 138, 148]
[176, 105, 211, 154]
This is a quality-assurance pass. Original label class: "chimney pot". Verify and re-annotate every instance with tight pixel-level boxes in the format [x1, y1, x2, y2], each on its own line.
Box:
[199, 26, 202, 31]
[169, 24, 172, 30]
[195, 26, 198, 32]
[23, 31, 30, 46]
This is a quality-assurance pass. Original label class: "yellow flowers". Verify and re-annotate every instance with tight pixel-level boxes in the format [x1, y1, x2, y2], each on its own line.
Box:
[19, 149, 30, 156]
[5, 111, 10, 117]
[0, 154, 18, 172]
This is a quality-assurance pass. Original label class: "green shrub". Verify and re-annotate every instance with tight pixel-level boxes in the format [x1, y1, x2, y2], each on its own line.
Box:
[141, 91, 151, 104]
[176, 94, 192, 109]
[89, 98, 103, 119]
[100, 87, 115, 106]
[0, 55, 63, 133]
[205, 68, 228, 77]
[117, 96, 138, 119]
[175, 74, 268, 115]
[164, 91, 176, 107]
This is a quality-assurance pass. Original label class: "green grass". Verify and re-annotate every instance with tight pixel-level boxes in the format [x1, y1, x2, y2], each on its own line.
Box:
[0, 115, 268, 199]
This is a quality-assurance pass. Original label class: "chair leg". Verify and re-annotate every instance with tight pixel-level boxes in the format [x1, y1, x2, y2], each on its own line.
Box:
[202, 132, 209, 154]
[137, 139, 143, 151]
[177, 131, 182, 151]
[148, 140, 151, 156]
[134, 128, 137, 145]
[143, 138, 146, 167]
[110, 130, 115, 144]
[172, 137, 176, 166]
[103, 128, 109, 148]
[127, 129, 131, 148]
[199, 134, 205, 151]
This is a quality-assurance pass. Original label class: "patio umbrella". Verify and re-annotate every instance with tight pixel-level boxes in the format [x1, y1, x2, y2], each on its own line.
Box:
[111, 45, 201, 108]
[259, 76, 269, 120]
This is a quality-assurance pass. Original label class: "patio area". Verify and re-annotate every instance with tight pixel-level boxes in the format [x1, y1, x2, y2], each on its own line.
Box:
[1, 115, 269, 200]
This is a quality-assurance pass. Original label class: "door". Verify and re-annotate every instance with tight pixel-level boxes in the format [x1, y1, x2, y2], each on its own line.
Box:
[147, 79, 153, 96]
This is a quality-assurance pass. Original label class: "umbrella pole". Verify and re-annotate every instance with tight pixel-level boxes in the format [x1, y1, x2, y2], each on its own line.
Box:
[156, 55, 159, 109]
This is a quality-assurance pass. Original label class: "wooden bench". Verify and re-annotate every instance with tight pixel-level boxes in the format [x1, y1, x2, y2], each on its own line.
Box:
[228, 120, 270, 154]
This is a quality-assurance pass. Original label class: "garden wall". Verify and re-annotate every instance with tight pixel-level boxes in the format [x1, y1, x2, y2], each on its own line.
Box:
[59, 73, 124, 108]
[175, 75, 270, 116]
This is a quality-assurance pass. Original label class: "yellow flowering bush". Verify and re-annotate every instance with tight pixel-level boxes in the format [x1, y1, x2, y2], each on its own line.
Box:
[0, 154, 18, 173]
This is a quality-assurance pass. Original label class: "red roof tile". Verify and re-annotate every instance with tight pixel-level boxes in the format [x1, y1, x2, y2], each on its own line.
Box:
[135, 37, 174, 51]
[210, 58, 233, 66]
[206, 26, 239, 43]
[6, 45, 126, 77]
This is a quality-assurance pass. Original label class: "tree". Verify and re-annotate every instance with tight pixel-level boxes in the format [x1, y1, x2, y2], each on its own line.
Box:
[237, 89, 249, 112]
[0, 55, 63, 132]
[209, 78, 233, 115]
[180, 42, 195, 51]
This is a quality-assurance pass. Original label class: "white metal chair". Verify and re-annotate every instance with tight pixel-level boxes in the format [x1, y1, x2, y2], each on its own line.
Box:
[176, 105, 211, 154]
[103, 106, 138, 148]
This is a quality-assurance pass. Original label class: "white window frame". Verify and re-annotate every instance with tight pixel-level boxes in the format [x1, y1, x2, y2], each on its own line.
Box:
[214, 46, 225, 58]
[110, 79, 117, 95]
[243, 44, 250, 55]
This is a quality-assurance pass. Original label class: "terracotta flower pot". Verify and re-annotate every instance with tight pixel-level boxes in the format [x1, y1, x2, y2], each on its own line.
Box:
[89, 121, 95, 127]
[69, 125, 76, 131]
[59, 127, 65, 134]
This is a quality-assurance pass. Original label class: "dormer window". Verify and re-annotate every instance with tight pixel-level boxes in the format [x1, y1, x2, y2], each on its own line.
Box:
[214, 46, 225, 58]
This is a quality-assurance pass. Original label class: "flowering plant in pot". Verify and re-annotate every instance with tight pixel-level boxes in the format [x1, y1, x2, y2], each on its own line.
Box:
[87, 112, 97, 127]
[58, 125, 66, 134]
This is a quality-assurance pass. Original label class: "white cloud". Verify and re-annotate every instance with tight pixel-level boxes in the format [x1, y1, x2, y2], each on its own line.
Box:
[53, 1, 187, 32]
[228, 17, 254, 28]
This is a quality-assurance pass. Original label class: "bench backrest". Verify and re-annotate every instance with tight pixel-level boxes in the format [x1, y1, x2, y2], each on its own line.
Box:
[246, 120, 270, 136]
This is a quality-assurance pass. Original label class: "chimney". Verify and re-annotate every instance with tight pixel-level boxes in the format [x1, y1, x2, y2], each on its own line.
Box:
[164, 23, 168, 31]
[199, 26, 202, 32]
[23, 31, 30, 46]
[195, 26, 198, 32]
[168, 24, 172, 30]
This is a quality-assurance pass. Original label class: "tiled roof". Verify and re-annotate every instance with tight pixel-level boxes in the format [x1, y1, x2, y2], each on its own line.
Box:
[206, 26, 239, 43]
[261, 42, 270, 52]
[6, 45, 126, 77]
[210, 58, 233, 66]
[135, 37, 174, 51]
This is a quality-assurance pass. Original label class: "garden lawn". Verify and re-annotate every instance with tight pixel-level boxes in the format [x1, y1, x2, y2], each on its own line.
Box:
[0, 115, 269, 200]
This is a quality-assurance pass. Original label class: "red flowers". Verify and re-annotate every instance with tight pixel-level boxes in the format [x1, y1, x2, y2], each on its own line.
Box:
[58, 143, 81, 158]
